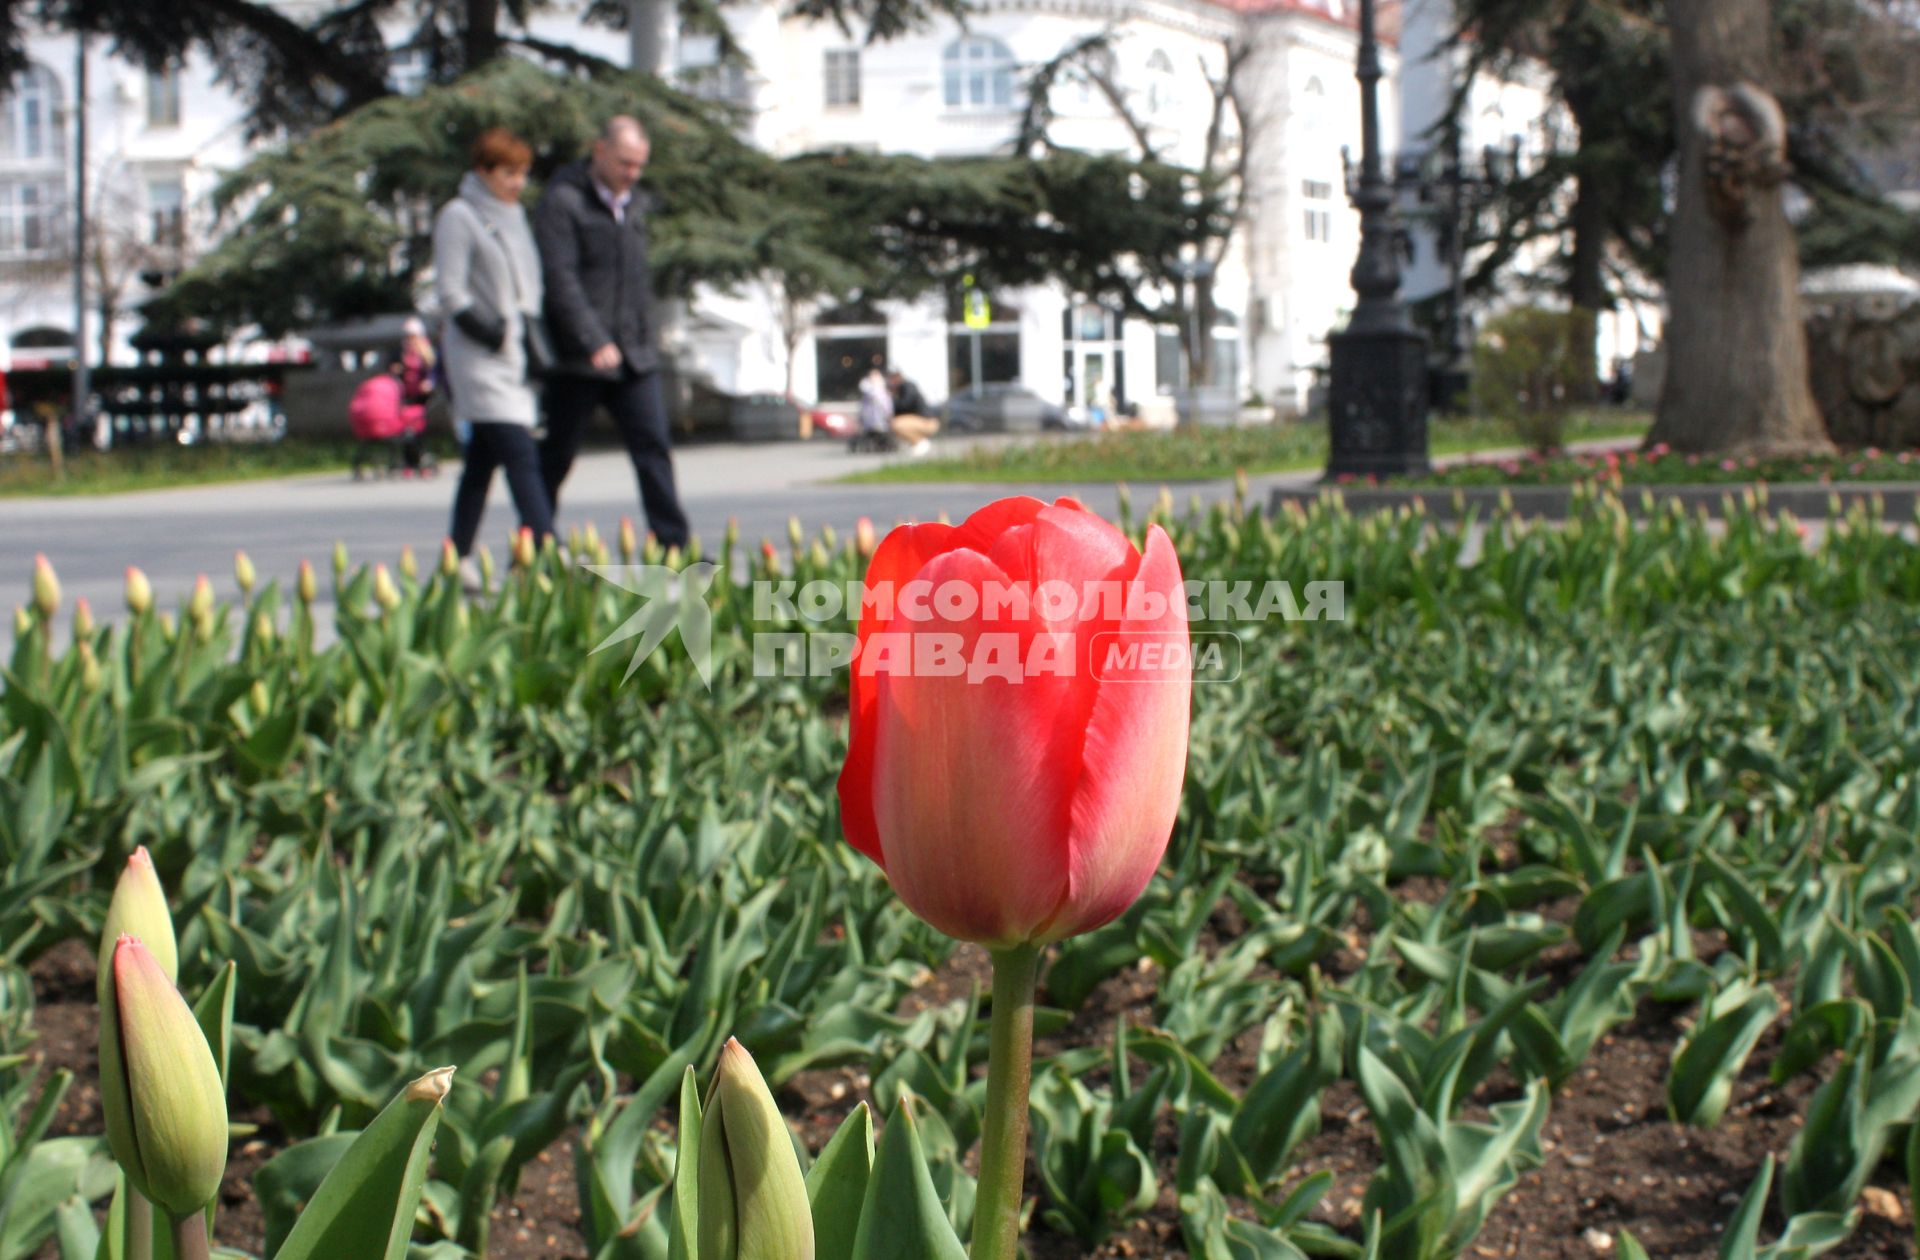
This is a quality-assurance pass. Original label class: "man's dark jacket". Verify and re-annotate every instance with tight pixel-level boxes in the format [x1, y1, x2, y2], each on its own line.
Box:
[533, 160, 660, 376]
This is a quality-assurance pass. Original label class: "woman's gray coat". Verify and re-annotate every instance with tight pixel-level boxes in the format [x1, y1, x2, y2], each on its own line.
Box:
[433, 172, 544, 427]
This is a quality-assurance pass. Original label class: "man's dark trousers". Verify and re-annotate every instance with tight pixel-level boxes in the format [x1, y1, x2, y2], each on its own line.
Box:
[541, 369, 690, 550]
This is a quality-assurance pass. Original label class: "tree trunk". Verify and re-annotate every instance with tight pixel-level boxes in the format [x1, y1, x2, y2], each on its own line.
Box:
[628, 0, 672, 75]
[1648, 0, 1830, 455]
[464, 0, 503, 70]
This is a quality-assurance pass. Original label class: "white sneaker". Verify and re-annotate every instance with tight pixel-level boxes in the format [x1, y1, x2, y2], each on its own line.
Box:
[911, 439, 932, 457]
[457, 557, 485, 594]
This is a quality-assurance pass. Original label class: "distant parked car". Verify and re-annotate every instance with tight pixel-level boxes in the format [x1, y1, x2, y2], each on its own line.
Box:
[941, 383, 1067, 433]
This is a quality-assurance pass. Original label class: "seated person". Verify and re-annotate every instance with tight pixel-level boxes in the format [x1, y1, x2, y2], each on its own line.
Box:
[886, 368, 941, 454]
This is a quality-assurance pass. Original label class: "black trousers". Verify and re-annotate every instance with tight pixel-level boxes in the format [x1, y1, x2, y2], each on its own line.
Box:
[450, 421, 555, 556]
[540, 370, 690, 549]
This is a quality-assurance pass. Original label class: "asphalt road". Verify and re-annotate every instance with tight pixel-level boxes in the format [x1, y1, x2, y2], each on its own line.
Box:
[0, 434, 1309, 640]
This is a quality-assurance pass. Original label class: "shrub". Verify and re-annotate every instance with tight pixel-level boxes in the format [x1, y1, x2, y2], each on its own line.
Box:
[1473, 306, 1598, 454]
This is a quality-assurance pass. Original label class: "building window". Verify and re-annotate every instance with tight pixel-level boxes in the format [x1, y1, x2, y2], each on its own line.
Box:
[682, 61, 749, 106]
[1, 67, 61, 162]
[815, 336, 888, 402]
[824, 49, 860, 108]
[1303, 179, 1334, 242]
[942, 37, 1014, 111]
[0, 180, 60, 256]
[389, 46, 431, 96]
[1145, 49, 1177, 115]
[148, 178, 185, 248]
[147, 66, 182, 128]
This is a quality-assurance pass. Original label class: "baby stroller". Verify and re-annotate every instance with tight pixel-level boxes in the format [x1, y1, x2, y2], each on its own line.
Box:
[348, 371, 435, 479]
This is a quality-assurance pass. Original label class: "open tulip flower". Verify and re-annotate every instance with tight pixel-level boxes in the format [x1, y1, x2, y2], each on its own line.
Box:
[837, 494, 1190, 948]
[837, 494, 1190, 1260]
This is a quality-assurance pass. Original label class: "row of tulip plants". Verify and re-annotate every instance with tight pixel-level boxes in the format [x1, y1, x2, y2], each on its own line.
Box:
[2, 482, 1920, 1259]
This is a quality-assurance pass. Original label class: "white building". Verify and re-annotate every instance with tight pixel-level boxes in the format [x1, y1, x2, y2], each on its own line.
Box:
[0, 0, 1564, 412]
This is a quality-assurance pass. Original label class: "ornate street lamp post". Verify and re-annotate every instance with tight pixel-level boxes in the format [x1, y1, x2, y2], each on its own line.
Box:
[1325, 0, 1429, 479]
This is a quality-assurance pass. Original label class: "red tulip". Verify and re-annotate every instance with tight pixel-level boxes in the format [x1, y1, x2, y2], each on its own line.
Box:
[837, 496, 1190, 947]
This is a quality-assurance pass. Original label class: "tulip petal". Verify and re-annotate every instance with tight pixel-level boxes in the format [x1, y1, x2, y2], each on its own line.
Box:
[110, 937, 229, 1217]
[1043, 526, 1190, 942]
[868, 548, 1081, 945]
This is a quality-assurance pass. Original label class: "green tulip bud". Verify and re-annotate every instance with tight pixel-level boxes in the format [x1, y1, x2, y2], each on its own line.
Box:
[233, 550, 256, 596]
[123, 566, 154, 617]
[250, 679, 271, 717]
[476, 545, 495, 587]
[79, 641, 103, 692]
[157, 611, 177, 642]
[398, 545, 418, 583]
[333, 540, 349, 580]
[11, 606, 29, 638]
[297, 559, 317, 606]
[440, 539, 460, 579]
[189, 575, 214, 625]
[72, 597, 95, 644]
[252, 611, 275, 647]
[697, 1039, 814, 1260]
[373, 564, 401, 612]
[32, 553, 60, 620]
[786, 517, 804, 550]
[100, 936, 228, 1219]
[98, 847, 177, 1003]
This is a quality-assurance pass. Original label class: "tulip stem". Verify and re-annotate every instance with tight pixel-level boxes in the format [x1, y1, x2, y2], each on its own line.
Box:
[972, 942, 1041, 1260]
[168, 1211, 211, 1260]
[126, 1192, 152, 1260]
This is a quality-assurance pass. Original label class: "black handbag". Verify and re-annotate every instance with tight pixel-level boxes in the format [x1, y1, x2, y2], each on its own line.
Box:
[522, 314, 557, 380]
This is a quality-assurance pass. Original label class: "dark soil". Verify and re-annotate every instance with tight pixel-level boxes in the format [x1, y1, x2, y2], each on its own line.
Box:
[25, 921, 1916, 1260]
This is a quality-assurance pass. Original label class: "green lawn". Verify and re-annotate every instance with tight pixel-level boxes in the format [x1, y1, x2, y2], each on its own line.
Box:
[1408, 441, 1920, 487]
[838, 410, 1651, 484]
[0, 439, 420, 497]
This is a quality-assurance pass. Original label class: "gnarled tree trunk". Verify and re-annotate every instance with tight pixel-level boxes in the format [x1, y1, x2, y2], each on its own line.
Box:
[1647, 0, 1831, 455]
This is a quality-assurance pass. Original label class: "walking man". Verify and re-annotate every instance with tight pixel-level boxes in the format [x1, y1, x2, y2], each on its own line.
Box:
[534, 115, 691, 550]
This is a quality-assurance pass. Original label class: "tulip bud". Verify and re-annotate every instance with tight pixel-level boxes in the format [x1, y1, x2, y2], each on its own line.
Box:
[440, 539, 460, 579]
[78, 641, 102, 693]
[511, 527, 536, 571]
[187, 577, 214, 641]
[582, 522, 603, 559]
[333, 540, 349, 581]
[157, 612, 176, 642]
[855, 517, 877, 558]
[476, 545, 495, 586]
[724, 517, 739, 555]
[618, 516, 639, 562]
[760, 540, 778, 568]
[567, 527, 585, 557]
[697, 1039, 814, 1260]
[11, 606, 30, 638]
[31, 553, 59, 621]
[819, 524, 837, 553]
[72, 597, 95, 643]
[99, 936, 229, 1219]
[296, 559, 317, 606]
[251, 611, 275, 647]
[373, 564, 401, 612]
[643, 533, 663, 566]
[664, 544, 682, 569]
[786, 517, 804, 550]
[126, 567, 153, 617]
[98, 848, 178, 1001]
[233, 550, 256, 596]
[399, 545, 418, 583]
[250, 679, 271, 717]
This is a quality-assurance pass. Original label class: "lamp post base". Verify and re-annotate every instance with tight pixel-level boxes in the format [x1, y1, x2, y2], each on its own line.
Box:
[1326, 326, 1432, 479]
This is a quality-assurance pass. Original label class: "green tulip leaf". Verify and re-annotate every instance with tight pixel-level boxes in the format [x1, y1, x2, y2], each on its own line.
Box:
[268, 1066, 453, 1260]
[806, 1104, 874, 1260]
[850, 1099, 965, 1260]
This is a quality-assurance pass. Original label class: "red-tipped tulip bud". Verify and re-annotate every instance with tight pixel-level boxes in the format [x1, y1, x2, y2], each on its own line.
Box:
[188, 575, 214, 624]
[31, 553, 59, 620]
[398, 545, 418, 582]
[100, 936, 228, 1219]
[372, 564, 401, 612]
[125, 567, 153, 616]
[98, 847, 177, 1002]
[838, 497, 1190, 947]
[511, 528, 536, 570]
[72, 597, 95, 643]
[440, 539, 460, 579]
[697, 1039, 814, 1260]
[760, 541, 778, 567]
[855, 517, 877, 558]
[296, 559, 317, 606]
[233, 550, 256, 595]
[618, 516, 639, 562]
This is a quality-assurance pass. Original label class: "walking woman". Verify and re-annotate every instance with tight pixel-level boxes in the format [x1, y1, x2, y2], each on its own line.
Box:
[436, 126, 553, 566]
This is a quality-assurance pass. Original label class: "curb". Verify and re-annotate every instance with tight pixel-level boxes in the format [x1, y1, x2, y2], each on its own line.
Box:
[1268, 481, 1920, 521]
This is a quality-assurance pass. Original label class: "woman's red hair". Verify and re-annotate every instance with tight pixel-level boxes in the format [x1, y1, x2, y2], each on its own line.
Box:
[472, 127, 532, 172]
